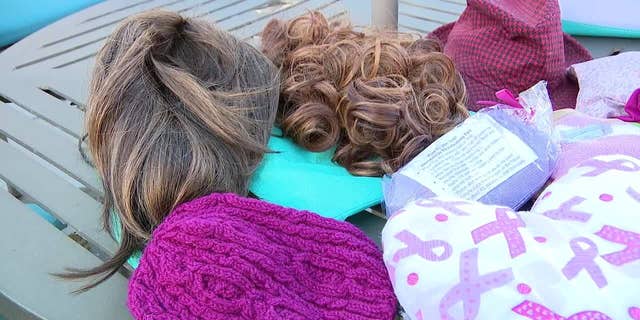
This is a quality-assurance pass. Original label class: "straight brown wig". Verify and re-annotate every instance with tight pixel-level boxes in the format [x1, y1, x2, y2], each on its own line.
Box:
[63, 10, 279, 291]
[261, 12, 468, 176]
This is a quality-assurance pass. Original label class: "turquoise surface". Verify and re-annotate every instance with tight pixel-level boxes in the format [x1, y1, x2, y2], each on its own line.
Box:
[111, 213, 141, 268]
[0, 0, 103, 46]
[250, 128, 383, 221]
[562, 20, 640, 39]
[27, 203, 66, 230]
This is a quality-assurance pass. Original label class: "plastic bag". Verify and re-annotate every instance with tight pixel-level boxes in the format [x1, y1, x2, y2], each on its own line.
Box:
[480, 80, 554, 136]
[382, 154, 640, 320]
[383, 81, 558, 216]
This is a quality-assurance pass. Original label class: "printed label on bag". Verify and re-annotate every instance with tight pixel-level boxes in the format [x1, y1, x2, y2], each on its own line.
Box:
[399, 114, 538, 201]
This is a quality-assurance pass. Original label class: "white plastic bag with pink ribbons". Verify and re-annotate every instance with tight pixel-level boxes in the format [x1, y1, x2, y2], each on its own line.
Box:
[382, 154, 640, 320]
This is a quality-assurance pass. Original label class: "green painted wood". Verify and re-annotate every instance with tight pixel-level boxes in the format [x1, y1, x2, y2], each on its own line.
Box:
[0, 103, 101, 194]
[0, 191, 131, 320]
[0, 141, 117, 258]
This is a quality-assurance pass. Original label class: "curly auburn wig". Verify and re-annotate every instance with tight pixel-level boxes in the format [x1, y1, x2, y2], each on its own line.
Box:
[261, 11, 468, 176]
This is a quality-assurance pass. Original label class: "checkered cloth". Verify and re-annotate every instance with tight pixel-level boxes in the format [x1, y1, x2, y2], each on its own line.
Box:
[430, 0, 592, 111]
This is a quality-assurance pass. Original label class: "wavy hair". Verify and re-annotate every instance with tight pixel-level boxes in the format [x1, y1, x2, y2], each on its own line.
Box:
[261, 11, 468, 176]
[64, 10, 279, 291]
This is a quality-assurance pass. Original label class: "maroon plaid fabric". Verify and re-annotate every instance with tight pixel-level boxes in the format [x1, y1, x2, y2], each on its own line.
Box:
[429, 0, 592, 111]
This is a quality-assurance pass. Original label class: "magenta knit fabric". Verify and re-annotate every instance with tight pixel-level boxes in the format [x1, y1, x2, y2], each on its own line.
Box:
[127, 193, 397, 320]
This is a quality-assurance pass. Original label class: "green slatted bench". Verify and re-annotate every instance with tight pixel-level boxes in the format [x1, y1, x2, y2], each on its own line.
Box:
[2, 0, 639, 319]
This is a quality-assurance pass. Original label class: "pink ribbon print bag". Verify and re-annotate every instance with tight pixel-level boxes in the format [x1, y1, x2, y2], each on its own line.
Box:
[382, 154, 640, 320]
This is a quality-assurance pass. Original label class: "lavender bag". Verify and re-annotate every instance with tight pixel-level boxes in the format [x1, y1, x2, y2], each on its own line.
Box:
[383, 108, 558, 215]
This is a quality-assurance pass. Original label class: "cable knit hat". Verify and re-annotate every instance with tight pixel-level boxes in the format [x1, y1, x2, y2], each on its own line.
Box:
[429, 0, 592, 111]
[128, 193, 397, 319]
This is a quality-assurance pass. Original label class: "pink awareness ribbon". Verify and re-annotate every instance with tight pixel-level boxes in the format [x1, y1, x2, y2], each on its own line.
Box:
[628, 187, 640, 203]
[577, 158, 640, 177]
[512, 300, 612, 320]
[439, 248, 514, 320]
[541, 196, 591, 222]
[471, 208, 527, 258]
[393, 230, 453, 263]
[595, 225, 640, 266]
[562, 237, 608, 288]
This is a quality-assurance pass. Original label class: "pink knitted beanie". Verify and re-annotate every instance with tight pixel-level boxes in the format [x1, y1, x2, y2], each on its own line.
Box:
[127, 193, 397, 319]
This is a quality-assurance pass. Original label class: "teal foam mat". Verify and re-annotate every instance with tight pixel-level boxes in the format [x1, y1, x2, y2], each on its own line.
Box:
[563, 20, 640, 39]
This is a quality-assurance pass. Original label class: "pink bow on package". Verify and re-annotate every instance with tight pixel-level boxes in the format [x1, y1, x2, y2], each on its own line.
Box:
[619, 88, 640, 123]
[382, 154, 640, 320]
[477, 81, 555, 136]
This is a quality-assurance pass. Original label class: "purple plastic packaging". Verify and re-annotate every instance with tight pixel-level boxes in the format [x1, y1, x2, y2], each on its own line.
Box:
[383, 108, 558, 216]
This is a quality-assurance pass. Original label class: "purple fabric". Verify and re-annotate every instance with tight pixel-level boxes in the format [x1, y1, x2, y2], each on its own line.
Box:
[128, 193, 397, 320]
[556, 111, 614, 127]
[553, 135, 640, 179]
[385, 109, 557, 215]
[569, 52, 640, 118]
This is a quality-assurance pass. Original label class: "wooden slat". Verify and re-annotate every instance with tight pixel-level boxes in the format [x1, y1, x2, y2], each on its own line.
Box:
[574, 36, 640, 58]
[44, 0, 175, 48]
[398, 0, 462, 34]
[0, 78, 84, 138]
[200, 0, 272, 20]
[236, 0, 344, 39]
[13, 0, 200, 72]
[441, 0, 466, 6]
[398, 23, 430, 34]
[43, 0, 246, 85]
[179, 0, 253, 18]
[215, 0, 315, 29]
[0, 191, 131, 320]
[31, 0, 347, 106]
[238, 0, 345, 41]
[399, 10, 456, 29]
[400, 0, 464, 16]
[398, 10, 454, 27]
[0, 140, 116, 258]
[216, 0, 338, 32]
[16, 0, 185, 67]
[12, 0, 331, 72]
[81, 0, 157, 23]
[0, 103, 101, 194]
[243, 3, 348, 45]
[398, 11, 443, 33]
